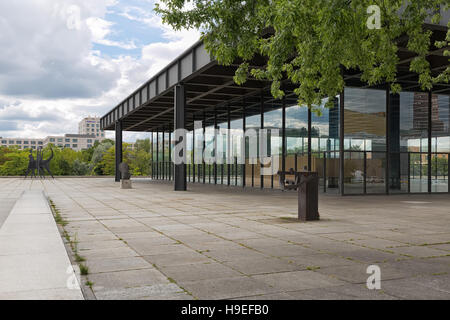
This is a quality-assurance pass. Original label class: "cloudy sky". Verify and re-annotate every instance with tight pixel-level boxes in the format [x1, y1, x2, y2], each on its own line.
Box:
[0, 0, 200, 141]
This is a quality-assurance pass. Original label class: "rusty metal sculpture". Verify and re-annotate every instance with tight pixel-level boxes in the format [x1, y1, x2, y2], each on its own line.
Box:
[24, 147, 54, 179]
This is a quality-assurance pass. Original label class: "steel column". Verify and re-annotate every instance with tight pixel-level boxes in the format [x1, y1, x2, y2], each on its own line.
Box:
[428, 90, 432, 193]
[174, 84, 187, 191]
[115, 120, 123, 182]
[339, 90, 345, 196]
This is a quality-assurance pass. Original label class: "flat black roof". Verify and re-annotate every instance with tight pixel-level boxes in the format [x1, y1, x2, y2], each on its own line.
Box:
[101, 23, 449, 132]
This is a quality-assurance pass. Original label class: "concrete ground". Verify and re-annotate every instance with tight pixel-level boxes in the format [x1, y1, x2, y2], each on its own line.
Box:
[0, 183, 83, 300]
[1, 177, 449, 300]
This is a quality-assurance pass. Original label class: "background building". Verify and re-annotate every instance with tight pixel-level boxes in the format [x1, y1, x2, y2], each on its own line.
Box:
[1, 117, 107, 151]
[78, 116, 105, 139]
[0, 138, 43, 150]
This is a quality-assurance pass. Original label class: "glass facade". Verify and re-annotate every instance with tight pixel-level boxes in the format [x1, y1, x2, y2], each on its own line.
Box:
[149, 88, 449, 195]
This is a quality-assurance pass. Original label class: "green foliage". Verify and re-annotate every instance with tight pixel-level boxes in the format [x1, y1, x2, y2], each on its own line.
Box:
[0, 138, 153, 177]
[155, 0, 450, 114]
[0, 149, 28, 175]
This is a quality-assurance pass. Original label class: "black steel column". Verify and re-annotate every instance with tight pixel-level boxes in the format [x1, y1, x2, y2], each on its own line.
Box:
[308, 108, 312, 171]
[151, 131, 154, 180]
[203, 111, 206, 184]
[260, 91, 264, 189]
[385, 86, 390, 194]
[174, 84, 187, 191]
[214, 110, 218, 185]
[169, 131, 172, 181]
[192, 118, 196, 183]
[115, 120, 123, 182]
[156, 130, 159, 180]
[428, 90, 432, 193]
[242, 103, 246, 187]
[339, 90, 345, 196]
[162, 129, 165, 180]
[282, 97, 286, 173]
[227, 105, 231, 186]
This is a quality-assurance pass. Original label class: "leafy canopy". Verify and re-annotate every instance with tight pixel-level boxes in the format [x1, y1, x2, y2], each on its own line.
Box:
[156, 0, 450, 114]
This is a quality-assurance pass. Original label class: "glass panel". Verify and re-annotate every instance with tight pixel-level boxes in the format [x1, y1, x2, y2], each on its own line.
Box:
[344, 88, 386, 152]
[186, 131, 193, 182]
[410, 152, 429, 193]
[264, 106, 282, 189]
[311, 96, 340, 153]
[285, 100, 309, 162]
[246, 112, 260, 187]
[325, 151, 340, 194]
[389, 152, 409, 194]
[218, 122, 228, 185]
[344, 151, 364, 194]
[230, 118, 243, 186]
[431, 153, 448, 193]
[432, 94, 449, 153]
[366, 152, 386, 194]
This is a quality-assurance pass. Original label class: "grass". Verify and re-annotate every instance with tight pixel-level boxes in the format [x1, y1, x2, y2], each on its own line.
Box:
[74, 253, 86, 263]
[306, 266, 321, 271]
[49, 197, 89, 279]
[49, 199, 68, 226]
[79, 264, 89, 276]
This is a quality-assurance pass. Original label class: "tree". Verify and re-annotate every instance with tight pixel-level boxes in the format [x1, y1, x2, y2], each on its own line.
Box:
[72, 159, 93, 176]
[134, 138, 151, 153]
[0, 151, 28, 176]
[156, 0, 450, 114]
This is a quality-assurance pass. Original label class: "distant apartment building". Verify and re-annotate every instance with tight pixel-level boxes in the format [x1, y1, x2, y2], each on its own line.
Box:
[1, 117, 106, 151]
[78, 116, 105, 139]
[43, 134, 100, 151]
[0, 138, 44, 150]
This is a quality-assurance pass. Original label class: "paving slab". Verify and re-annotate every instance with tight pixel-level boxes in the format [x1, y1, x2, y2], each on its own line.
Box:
[12, 177, 447, 300]
[0, 188, 83, 300]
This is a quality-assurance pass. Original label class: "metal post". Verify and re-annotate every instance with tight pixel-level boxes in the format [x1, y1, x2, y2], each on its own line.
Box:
[242, 103, 246, 188]
[151, 131, 154, 180]
[408, 152, 411, 193]
[282, 97, 286, 175]
[192, 117, 196, 183]
[115, 120, 122, 182]
[339, 89, 345, 196]
[386, 86, 390, 194]
[323, 151, 327, 193]
[162, 129, 165, 180]
[203, 111, 206, 184]
[174, 84, 187, 191]
[363, 151, 367, 194]
[169, 131, 172, 181]
[308, 108, 312, 171]
[260, 91, 264, 189]
[227, 105, 231, 186]
[156, 130, 159, 180]
[214, 109, 218, 185]
[428, 90, 432, 193]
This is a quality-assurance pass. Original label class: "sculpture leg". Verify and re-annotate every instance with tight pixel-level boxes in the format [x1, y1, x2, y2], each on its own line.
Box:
[45, 166, 54, 179]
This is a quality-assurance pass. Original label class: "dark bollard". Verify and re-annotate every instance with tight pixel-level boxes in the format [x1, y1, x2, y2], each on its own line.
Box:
[278, 170, 320, 221]
[297, 172, 319, 221]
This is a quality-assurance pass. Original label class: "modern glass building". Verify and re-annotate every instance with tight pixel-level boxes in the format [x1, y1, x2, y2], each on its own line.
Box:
[101, 20, 449, 196]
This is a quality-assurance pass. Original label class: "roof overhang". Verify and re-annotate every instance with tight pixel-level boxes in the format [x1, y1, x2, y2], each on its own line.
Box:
[101, 23, 449, 132]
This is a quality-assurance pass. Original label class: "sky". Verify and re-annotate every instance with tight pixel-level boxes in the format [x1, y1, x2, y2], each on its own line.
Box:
[0, 0, 200, 142]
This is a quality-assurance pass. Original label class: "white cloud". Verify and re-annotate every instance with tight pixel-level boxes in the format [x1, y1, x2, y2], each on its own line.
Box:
[0, 0, 201, 142]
